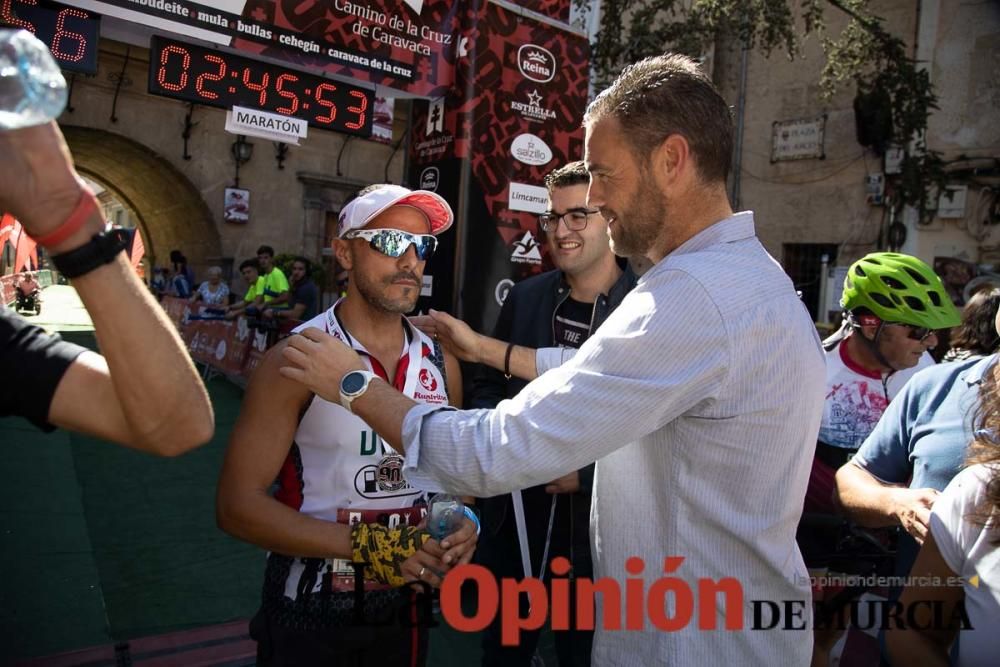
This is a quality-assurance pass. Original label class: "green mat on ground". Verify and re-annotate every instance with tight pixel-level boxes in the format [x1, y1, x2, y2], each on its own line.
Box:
[0, 332, 551, 664]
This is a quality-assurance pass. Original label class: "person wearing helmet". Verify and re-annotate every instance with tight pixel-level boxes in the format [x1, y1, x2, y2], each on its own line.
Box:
[798, 252, 960, 665]
[813, 252, 961, 475]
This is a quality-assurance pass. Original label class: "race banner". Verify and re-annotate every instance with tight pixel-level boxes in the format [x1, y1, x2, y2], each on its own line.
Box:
[408, 1, 588, 332]
[63, 0, 483, 97]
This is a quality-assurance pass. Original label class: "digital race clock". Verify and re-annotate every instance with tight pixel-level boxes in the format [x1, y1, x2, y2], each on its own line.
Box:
[1, 0, 100, 74]
[148, 36, 373, 137]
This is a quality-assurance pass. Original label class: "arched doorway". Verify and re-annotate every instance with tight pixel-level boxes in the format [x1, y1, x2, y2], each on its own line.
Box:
[61, 126, 222, 274]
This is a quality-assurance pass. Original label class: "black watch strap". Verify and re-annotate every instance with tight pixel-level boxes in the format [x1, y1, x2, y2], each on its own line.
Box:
[51, 226, 130, 279]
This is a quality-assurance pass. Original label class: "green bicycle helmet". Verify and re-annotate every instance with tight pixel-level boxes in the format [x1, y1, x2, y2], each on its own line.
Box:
[841, 252, 961, 330]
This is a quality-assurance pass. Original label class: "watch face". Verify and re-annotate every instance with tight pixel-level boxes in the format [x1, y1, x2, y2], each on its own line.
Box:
[342, 371, 367, 395]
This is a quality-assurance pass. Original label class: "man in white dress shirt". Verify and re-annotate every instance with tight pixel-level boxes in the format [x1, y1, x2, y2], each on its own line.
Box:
[278, 54, 827, 665]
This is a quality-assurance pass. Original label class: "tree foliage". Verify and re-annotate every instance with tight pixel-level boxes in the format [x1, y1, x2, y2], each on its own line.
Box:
[580, 0, 944, 220]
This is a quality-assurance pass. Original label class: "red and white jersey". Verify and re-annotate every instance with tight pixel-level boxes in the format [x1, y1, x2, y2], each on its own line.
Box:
[272, 300, 449, 596]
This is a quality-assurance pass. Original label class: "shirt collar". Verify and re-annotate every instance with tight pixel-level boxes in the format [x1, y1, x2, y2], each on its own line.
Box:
[644, 211, 756, 280]
[960, 353, 998, 386]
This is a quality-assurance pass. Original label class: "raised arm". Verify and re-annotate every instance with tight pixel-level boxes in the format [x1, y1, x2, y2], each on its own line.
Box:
[415, 309, 542, 382]
[0, 122, 212, 455]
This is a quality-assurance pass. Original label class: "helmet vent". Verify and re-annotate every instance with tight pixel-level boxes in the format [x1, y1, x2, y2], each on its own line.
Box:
[928, 291, 943, 307]
[905, 267, 930, 285]
[871, 293, 896, 309]
[904, 296, 927, 311]
[853, 266, 867, 278]
[881, 276, 907, 290]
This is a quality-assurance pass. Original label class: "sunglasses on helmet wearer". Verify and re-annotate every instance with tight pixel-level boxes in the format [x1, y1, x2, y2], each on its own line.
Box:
[853, 312, 936, 343]
[894, 323, 936, 343]
[343, 228, 438, 261]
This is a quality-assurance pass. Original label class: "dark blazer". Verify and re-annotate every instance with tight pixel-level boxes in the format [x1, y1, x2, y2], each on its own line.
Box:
[468, 265, 638, 574]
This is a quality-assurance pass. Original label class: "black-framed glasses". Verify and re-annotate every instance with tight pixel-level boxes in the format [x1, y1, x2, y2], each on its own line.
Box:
[344, 228, 438, 261]
[538, 208, 601, 233]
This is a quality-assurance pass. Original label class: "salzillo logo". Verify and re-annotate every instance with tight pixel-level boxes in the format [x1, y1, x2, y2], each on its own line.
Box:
[518, 44, 555, 83]
[511, 133, 553, 166]
[419, 368, 438, 392]
[420, 167, 440, 192]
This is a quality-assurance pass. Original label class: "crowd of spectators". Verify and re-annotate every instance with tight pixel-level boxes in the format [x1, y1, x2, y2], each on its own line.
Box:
[150, 245, 321, 326]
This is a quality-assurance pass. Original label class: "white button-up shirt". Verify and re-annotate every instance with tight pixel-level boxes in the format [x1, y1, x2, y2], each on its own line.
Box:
[403, 212, 825, 665]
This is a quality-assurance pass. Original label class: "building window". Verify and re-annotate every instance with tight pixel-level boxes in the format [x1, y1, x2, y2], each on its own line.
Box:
[783, 243, 839, 322]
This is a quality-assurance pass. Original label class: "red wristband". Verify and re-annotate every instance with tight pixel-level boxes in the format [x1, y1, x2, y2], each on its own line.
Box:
[32, 189, 99, 248]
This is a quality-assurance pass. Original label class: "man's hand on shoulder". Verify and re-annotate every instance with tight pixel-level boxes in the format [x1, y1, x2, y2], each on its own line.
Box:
[279, 327, 366, 403]
[411, 310, 483, 363]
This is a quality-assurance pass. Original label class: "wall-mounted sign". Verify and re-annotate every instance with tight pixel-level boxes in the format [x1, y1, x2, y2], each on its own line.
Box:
[771, 115, 826, 162]
[224, 187, 250, 224]
[507, 182, 549, 214]
[1, 0, 100, 73]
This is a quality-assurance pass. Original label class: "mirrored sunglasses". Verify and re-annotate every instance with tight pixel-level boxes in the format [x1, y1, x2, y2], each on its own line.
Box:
[344, 228, 438, 261]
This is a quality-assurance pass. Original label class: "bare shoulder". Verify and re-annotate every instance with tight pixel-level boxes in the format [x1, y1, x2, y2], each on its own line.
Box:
[242, 337, 314, 412]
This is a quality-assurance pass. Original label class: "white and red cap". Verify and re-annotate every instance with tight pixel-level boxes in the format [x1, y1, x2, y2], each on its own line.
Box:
[338, 184, 453, 238]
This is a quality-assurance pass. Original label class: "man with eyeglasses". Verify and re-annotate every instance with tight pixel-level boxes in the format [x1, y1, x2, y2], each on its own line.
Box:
[469, 161, 636, 667]
[217, 184, 477, 667]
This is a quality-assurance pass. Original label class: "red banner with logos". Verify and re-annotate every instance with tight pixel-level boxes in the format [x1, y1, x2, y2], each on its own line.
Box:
[409, 3, 588, 332]
[60, 0, 483, 97]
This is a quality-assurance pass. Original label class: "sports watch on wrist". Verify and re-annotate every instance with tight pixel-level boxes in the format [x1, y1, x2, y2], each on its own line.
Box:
[340, 370, 378, 413]
[50, 224, 130, 279]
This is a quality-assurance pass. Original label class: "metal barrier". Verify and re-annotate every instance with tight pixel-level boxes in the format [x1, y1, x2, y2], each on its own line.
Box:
[160, 296, 299, 384]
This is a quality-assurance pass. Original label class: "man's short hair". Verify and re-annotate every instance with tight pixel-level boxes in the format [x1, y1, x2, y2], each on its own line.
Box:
[239, 258, 260, 272]
[584, 53, 733, 184]
[544, 161, 589, 193]
[293, 256, 312, 274]
[256, 245, 275, 258]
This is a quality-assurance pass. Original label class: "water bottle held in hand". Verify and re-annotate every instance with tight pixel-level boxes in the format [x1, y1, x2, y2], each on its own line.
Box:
[427, 493, 464, 541]
[0, 29, 68, 130]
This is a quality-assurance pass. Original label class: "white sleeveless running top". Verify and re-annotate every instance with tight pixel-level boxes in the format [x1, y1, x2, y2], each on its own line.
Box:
[273, 300, 449, 596]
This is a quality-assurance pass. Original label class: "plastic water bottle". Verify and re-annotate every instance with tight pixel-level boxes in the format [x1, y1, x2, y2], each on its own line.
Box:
[0, 29, 68, 130]
[426, 493, 465, 541]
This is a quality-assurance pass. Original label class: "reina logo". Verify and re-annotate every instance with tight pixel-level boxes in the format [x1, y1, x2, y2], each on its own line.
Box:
[419, 368, 438, 392]
[511, 133, 553, 166]
[420, 167, 440, 192]
[518, 44, 555, 83]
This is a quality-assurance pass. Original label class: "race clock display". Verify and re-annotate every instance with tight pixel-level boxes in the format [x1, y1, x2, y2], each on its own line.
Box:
[1, 0, 100, 74]
[148, 36, 373, 137]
